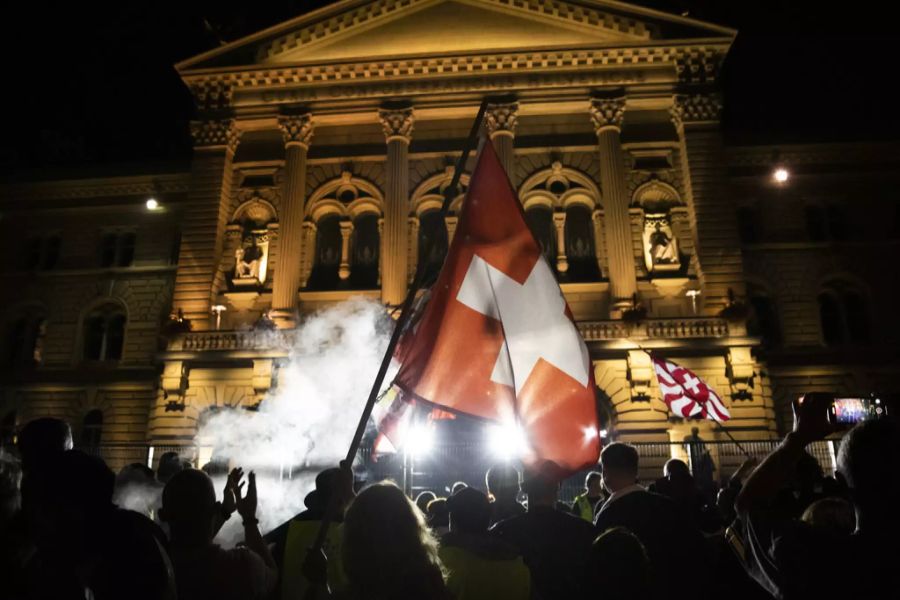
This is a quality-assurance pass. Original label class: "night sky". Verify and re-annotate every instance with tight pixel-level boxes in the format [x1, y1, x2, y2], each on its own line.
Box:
[3, 0, 898, 174]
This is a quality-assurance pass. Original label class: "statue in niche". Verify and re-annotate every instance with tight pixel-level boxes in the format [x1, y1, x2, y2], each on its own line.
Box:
[643, 214, 681, 272]
[234, 238, 263, 280]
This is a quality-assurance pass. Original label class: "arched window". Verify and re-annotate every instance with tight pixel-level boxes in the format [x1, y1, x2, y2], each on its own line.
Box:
[737, 206, 761, 244]
[564, 204, 600, 281]
[818, 281, 870, 346]
[82, 304, 126, 361]
[747, 292, 781, 346]
[6, 314, 46, 367]
[418, 210, 448, 281]
[81, 409, 103, 447]
[525, 207, 555, 271]
[350, 214, 379, 289]
[308, 215, 342, 290]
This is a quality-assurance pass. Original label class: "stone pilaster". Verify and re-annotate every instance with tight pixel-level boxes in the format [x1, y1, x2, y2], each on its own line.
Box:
[670, 93, 745, 312]
[172, 119, 242, 329]
[552, 211, 568, 273]
[590, 96, 637, 317]
[379, 106, 414, 306]
[591, 209, 607, 277]
[271, 113, 314, 326]
[485, 101, 518, 178]
[339, 220, 354, 280]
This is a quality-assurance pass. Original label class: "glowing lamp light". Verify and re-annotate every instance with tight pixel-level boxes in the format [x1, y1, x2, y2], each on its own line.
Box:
[488, 421, 530, 461]
[406, 424, 435, 458]
[599, 429, 609, 439]
[772, 168, 790, 184]
[146, 198, 160, 211]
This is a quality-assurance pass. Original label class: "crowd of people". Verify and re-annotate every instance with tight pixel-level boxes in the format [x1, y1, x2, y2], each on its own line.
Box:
[1, 392, 898, 599]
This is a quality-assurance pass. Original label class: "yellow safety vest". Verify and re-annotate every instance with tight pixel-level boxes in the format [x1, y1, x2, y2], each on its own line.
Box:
[281, 519, 347, 600]
[573, 493, 594, 522]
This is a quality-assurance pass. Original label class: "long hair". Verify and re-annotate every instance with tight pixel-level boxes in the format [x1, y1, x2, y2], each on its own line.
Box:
[342, 481, 447, 599]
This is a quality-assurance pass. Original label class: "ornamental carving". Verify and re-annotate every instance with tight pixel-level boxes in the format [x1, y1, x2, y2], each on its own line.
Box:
[674, 49, 722, 85]
[643, 213, 681, 273]
[589, 97, 625, 133]
[190, 119, 241, 152]
[670, 94, 723, 127]
[485, 102, 519, 137]
[189, 82, 233, 111]
[278, 113, 315, 148]
[378, 107, 414, 143]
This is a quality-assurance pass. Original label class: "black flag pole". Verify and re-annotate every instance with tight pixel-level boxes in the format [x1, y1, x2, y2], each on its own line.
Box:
[302, 99, 489, 598]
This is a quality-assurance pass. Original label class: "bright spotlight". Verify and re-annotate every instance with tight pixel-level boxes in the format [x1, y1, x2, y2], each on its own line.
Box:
[146, 198, 160, 211]
[488, 421, 530, 460]
[599, 429, 609, 439]
[406, 424, 435, 458]
[772, 168, 789, 184]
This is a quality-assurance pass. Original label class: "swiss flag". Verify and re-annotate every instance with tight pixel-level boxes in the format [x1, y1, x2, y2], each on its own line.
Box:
[393, 142, 601, 473]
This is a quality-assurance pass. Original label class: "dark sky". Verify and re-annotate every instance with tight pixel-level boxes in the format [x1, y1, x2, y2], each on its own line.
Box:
[2, 0, 898, 173]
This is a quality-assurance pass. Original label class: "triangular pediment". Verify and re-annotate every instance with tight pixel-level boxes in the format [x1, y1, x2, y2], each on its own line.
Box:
[178, 0, 734, 72]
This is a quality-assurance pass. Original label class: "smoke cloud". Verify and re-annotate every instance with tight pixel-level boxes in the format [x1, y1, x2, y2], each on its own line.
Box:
[196, 297, 393, 545]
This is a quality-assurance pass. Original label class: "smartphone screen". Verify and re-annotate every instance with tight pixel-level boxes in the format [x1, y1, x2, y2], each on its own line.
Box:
[832, 398, 876, 424]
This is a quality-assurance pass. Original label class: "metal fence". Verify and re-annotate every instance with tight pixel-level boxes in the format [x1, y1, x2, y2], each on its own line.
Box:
[73, 438, 840, 504]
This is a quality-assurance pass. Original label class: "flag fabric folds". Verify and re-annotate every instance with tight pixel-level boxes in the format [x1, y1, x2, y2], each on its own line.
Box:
[650, 354, 731, 422]
[391, 142, 600, 473]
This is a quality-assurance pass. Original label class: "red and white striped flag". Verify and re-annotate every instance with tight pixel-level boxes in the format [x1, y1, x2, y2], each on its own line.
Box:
[650, 355, 731, 422]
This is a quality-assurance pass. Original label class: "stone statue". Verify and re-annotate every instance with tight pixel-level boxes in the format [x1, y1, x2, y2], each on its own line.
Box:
[234, 240, 262, 279]
[649, 223, 678, 265]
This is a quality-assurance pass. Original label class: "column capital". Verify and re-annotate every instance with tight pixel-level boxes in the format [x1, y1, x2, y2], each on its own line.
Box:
[278, 113, 315, 148]
[485, 101, 519, 139]
[190, 119, 241, 152]
[670, 93, 722, 128]
[589, 96, 625, 135]
[379, 106, 414, 144]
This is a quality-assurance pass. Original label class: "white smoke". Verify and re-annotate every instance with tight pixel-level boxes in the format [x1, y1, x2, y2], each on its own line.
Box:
[196, 297, 393, 546]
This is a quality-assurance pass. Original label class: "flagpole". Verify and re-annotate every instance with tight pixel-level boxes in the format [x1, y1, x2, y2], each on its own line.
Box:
[302, 99, 489, 598]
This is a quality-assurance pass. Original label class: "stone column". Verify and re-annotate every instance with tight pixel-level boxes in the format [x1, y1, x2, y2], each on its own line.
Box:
[552, 212, 568, 273]
[485, 101, 518, 179]
[590, 96, 638, 317]
[671, 93, 745, 313]
[592, 209, 607, 276]
[339, 220, 354, 280]
[172, 119, 241, 329]
[378, 106, 414, 306]
[271, 113, 314, 325]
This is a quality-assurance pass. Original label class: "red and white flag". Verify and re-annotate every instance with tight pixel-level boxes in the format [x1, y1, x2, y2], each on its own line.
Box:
[650, 354, 731, 422]
[391, 142, 600, 473]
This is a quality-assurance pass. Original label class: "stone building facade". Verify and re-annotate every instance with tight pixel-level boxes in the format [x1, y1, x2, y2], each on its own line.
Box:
[2, 0, 898, 471]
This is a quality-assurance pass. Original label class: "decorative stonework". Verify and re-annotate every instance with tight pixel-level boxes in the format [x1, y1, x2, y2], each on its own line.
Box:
[670, 93, 723, 127]
[190, 119, 241, 151]
[379, 107, 414, 143]
[675, 49, 723, 85]
[589, 97, 625, 133]
[278, 113, 315, 148]
[485, 102, 519, 138]
[189, 81, 233, 111]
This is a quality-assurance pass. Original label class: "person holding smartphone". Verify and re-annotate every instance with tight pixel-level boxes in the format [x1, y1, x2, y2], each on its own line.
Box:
[733, 392, 900, 599]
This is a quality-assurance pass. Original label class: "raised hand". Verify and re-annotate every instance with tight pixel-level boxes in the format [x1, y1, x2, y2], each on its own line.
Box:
[793, 392, 837, 445]
[222, 467, 243, 516]
[235, 469, 258, 521]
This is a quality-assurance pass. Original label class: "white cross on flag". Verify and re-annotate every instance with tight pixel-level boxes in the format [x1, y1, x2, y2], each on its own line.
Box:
[391, 142, 600, 473]
[650, 354, 731, 422]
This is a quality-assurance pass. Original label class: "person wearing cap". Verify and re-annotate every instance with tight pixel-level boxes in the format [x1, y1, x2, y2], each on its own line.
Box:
[265, 467, 353, 600]
[490, 460, 596, 598]
[485, 463, 525, 526]
[440, 487, 531, 600]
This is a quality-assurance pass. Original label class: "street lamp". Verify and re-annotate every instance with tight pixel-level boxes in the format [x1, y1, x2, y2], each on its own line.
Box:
[686, 289, 701, 315]
[211, 305, 227, 330]
[772, 167, 790, 184]
[146, 197, 160, 211]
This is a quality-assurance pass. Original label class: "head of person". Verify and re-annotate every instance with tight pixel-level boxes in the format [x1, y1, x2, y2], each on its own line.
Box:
[522, 460, 564, 508]
[837, 417, 900, 528]
[305, 467, 343, 514]
[160, 468, 218, 545]
[415, 491, 437, 515]
[663, 458, 690, 480]
[590, 527, 652, 600]
[691, 426, 700, 437]
[600, 443, 639, 495]
[156, 452, 184, 484]
[802, 497, 856, 536]
[426, 497, 449, 529]
[584, 471, 603, 496]
[451, 481, 468, 496]
[448, 487, 491, 535]
[342, 481, 445, 598]
[486, 463, 520, 501]
[17, 417, 72, 475]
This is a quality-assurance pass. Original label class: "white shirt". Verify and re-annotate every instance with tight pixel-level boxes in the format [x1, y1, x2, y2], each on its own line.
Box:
[597, 483, 645, 515]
